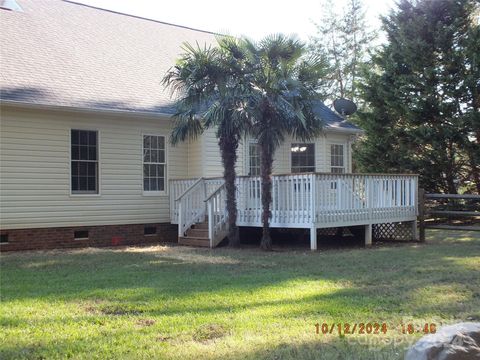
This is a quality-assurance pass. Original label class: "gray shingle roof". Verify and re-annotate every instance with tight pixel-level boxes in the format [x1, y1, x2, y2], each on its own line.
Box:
[312, 102, 362, 131]
[0, 0, 361, 132]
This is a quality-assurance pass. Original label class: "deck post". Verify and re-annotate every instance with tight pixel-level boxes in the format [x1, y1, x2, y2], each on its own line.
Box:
[203, 178, 208, 222]
[411, 220, 418, 241]
[365, 224, 372, 247]
[178, 201, 183, 237]
[418, 188, 426, 242]
[207, 201, 214, 248]
[310, 226, 317, 251]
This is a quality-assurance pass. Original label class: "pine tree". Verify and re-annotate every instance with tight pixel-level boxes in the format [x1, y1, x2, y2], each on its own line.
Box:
[355, 0, 480, 193]
[309, 0, 376, 103]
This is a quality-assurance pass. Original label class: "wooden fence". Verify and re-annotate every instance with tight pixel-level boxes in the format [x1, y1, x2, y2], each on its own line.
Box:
[418, 190, 480, 241]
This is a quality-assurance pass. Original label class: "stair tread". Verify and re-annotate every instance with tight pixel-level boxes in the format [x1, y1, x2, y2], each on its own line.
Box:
[180, 236, 210, 241]
[178, 237, 210, 247]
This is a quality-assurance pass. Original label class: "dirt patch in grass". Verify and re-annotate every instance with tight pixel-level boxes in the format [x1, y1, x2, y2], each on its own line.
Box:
[193, 324, 229, 343]
[98, 304, 144, 316]
[136, 318, 156, 327]
[156, 335, 172, 342]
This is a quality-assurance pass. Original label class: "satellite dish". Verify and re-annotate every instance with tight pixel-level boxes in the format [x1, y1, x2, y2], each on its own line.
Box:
[333, 98, 357, 116]
[0, 0, 23, 11]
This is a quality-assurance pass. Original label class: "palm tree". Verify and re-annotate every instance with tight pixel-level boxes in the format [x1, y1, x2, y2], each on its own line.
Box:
[240, 35, 327, 250]
[162, 38, 252, 247]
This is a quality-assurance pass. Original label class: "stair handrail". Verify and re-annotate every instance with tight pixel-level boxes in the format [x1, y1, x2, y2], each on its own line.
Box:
[204, 183, 228, 248]
[204, 182, 225, 202]
[175, 177, 204, 202]
[177, 178, 207, 237]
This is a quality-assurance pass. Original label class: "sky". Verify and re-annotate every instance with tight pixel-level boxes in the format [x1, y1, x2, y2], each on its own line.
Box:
[75, 0, 396, 41]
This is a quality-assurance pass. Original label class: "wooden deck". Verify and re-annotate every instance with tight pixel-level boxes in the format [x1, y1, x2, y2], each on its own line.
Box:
[170, 173, 419, 249]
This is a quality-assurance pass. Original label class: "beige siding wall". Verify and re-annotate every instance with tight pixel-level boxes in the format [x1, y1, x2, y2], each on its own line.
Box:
[186, 137, 202, 178]
[0, 106, 188, 230]
[0, 106, 355, 230]
[187, 128, 246, 178]
[240, 132, 352, 175]
[202, 127, 223, 178]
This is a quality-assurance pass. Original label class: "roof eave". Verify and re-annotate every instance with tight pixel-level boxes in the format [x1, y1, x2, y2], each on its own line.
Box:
[323, 125, 364, 135]
[0, 99, 173, 119]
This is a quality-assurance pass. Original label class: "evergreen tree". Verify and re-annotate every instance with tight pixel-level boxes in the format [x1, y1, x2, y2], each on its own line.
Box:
[355, 0, 480, 193]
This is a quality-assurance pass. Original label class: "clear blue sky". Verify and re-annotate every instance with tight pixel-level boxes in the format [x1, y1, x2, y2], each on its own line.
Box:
[76, 0, 395, 40]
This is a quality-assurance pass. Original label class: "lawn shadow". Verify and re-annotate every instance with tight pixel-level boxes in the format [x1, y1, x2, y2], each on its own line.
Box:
[2, 232, 479, 321]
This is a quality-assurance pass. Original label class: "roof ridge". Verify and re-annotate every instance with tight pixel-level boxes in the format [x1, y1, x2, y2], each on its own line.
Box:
[63, 0, 221, 36]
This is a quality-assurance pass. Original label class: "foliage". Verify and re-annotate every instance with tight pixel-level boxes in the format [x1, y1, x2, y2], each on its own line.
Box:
[232, 34, 326, 249]
[355, 0, 480, 193]
[1, 230, 479, 359]
[166, 34, 328, 250]
[163, 37, 254, 246]
[309, 0, 376, 104]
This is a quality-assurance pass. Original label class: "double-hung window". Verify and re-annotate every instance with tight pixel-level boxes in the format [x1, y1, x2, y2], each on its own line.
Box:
[291, 143, 315, 173]
[330, 144, 345, 173]
[143, 135, 166, 192]
[248, 142, 261, 176]
[71, 130, 98, 194]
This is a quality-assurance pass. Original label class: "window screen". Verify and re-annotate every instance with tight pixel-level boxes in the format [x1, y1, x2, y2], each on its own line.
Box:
[143, 135, 166, 192]
[71, 130, 98, 193]
[330, 144, 345, 173]
[291, 143, 315, 173]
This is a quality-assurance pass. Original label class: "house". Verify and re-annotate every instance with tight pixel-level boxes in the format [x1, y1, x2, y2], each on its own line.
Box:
[0, 0, 418, 251]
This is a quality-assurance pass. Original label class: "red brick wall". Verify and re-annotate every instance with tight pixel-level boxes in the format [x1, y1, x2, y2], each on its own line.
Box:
[0, 223, 177, 251]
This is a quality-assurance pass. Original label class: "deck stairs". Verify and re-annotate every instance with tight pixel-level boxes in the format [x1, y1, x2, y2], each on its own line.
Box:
[178, 221, 211, 247]
[175, 178, 229, 248]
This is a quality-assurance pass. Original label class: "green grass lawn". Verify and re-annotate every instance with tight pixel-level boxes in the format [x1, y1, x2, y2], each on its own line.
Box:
[1, 230, 479, 360]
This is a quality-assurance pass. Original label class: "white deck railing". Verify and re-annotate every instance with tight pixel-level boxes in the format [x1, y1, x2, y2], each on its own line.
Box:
[175, 178, 206, 237]
[205, 183, 229, 247]
[170, 173, 418, 230]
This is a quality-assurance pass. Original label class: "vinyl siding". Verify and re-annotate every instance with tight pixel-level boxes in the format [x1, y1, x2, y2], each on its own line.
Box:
[187, 137, 202, 178]
[241, 132, 352, 175]
[0, 105, 354, 230]
[202, 127, 223, 178]
[194, 128, 246, 178]
[0, 106, 188, 230]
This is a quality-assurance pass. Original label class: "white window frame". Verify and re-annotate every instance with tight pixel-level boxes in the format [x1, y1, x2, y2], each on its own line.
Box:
[69, 128, 101, 197]
[291, 143, 316, 173]
[142, 133, 168, 196]
[247, 141, 261, 176]
[330, 143, 346, 174]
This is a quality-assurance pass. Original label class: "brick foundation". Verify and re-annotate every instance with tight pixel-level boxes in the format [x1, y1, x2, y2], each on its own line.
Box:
[0, 223, 177, 252]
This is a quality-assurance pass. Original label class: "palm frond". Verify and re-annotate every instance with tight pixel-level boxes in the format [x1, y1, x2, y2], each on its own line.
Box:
[169, 113, 204, 145]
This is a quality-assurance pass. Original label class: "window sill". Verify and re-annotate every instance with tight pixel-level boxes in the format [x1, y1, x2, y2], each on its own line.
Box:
[142, 191, 168, 197]
[70, 193, 101, 197]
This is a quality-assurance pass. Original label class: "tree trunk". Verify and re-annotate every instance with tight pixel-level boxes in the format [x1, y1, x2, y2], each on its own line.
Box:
[260, 141, 274, 251]
[219, 136, 240, 247]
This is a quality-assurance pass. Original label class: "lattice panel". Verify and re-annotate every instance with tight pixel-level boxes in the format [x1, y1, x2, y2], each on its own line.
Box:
[373, 222, 415, 241]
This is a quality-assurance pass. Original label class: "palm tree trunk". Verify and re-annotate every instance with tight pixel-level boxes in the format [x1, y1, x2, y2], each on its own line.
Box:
[260, 141, 274, 250]
[219, 136, 240, 247]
